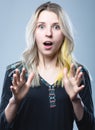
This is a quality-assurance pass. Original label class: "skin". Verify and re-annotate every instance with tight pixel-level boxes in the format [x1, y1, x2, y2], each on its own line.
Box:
[35, 10, 64, 84]
[5, 10, 84, 123]
[35, 10, 64, 58]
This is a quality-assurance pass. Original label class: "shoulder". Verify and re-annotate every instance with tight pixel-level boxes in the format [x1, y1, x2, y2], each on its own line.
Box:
[7, 61, 23, 70]
[77, 64, 92, 92]
[76, 62, 90, 76]
[6, 61, 25, 77]
[75, 62, 92, 83]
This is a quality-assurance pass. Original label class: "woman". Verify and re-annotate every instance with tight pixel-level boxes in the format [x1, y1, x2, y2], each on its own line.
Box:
[0, 2, 94, 130]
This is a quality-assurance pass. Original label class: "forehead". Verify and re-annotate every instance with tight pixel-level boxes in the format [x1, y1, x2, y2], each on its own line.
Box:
[37, 10, 59, 23]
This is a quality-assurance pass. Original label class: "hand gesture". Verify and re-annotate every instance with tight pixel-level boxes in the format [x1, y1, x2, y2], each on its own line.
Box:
[63, 64, 85, 101]
[10, 68, 34, 104]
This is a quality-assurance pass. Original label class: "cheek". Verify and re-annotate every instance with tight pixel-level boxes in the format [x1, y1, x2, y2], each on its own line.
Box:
[55, 31, 64, 38]
[35, 32, 40, 44]
[35, 31, 43, 43]
[35, 31, 38, 40]
[35, 35, 42, 48]
[56, 34, 64, 45]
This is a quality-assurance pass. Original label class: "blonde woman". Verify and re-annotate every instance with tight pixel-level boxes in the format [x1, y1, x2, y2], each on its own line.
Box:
[0, 2, 94, 130]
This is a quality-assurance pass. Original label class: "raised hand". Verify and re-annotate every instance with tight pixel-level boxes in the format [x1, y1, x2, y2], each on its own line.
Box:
[63, 64, 85, 101]
[10, 68, 34, 104]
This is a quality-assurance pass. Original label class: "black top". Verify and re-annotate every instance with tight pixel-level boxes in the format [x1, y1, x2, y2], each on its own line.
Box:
[0, 61, 94, 130]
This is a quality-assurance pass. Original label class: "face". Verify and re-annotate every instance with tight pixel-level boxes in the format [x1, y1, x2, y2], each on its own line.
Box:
[35, 10, 64, 58]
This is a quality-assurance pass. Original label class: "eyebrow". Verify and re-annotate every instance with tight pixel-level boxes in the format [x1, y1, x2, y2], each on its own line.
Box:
[37, 22, 59, 25]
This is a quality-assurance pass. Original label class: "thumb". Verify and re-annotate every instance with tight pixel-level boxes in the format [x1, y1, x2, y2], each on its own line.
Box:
[26, 72, 34, 87]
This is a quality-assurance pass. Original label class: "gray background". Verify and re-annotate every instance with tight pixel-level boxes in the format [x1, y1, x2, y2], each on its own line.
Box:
[0, 0, 95, 129]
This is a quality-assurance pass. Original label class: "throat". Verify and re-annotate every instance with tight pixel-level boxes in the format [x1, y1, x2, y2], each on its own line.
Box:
[38, 66, 62, 85]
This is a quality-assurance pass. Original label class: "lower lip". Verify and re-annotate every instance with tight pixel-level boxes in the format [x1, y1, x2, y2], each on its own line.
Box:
[44, 45, 52, 50]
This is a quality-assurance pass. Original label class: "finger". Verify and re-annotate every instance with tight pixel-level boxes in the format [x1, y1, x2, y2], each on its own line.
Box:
[70, 63, 75, 77]
[77, 71, 83, 86]
[10, 85, 17, 95]
[20, 68, 26, 82]
[26, 72, 34, 87]
[15, 69, 20, 83]
[77, 85, 85, 93]
[75, 66, 82, 80]
[12, 74, 18, 86]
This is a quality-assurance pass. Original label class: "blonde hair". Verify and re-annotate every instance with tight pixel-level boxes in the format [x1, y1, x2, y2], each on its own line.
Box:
[22, 2, 77, 86]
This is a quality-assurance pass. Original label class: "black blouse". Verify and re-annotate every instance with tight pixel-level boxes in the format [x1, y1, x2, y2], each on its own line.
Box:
[0, 61, 94, 130]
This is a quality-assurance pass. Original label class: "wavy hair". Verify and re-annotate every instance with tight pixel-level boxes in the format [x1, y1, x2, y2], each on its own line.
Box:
[22, 1, 77, 86]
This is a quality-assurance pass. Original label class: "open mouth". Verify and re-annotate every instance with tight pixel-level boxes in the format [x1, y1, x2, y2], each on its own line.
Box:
[43, 41, 53, 46]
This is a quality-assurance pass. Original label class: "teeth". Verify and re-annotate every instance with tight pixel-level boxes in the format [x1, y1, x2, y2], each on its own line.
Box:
[43, 42, 53, 46]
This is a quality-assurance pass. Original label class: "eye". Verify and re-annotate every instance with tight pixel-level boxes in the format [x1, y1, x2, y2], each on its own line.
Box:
[53, 24, 60, 30]
[37, 24, 45, 29]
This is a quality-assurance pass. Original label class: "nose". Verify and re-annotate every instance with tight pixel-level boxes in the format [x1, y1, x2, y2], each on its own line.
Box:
[45, 27, 52, 37]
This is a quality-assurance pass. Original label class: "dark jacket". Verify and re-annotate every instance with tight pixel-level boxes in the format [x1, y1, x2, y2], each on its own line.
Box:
[0, 61, 94, 130]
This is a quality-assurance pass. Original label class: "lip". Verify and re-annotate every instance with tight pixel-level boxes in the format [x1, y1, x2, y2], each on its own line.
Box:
[43, 41, 53, 49]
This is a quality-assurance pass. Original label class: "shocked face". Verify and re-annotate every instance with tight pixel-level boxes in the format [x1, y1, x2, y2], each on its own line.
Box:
[35, 10, 64, 57]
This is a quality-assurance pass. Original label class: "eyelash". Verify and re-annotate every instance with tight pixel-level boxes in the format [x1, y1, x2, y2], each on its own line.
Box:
[53, 25, 60, 30]
[37, 25, 45, 29]
[37, 24, 60, 30]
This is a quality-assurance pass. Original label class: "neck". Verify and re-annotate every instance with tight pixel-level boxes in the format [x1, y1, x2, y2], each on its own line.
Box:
[38, 54, 58, 69]
[37, 54, 62, 85]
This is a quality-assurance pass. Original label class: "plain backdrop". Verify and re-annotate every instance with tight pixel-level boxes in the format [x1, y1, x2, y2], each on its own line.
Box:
[0, 0, 95, 129]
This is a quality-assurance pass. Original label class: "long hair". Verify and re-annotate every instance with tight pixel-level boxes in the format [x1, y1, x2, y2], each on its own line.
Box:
[22, 2, 77, 86]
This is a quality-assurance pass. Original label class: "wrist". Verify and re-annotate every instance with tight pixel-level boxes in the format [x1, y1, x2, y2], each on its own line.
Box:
[71, 97, 81, 103]
[9, 97, 20, 106]
[70, 94, 82, 103]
